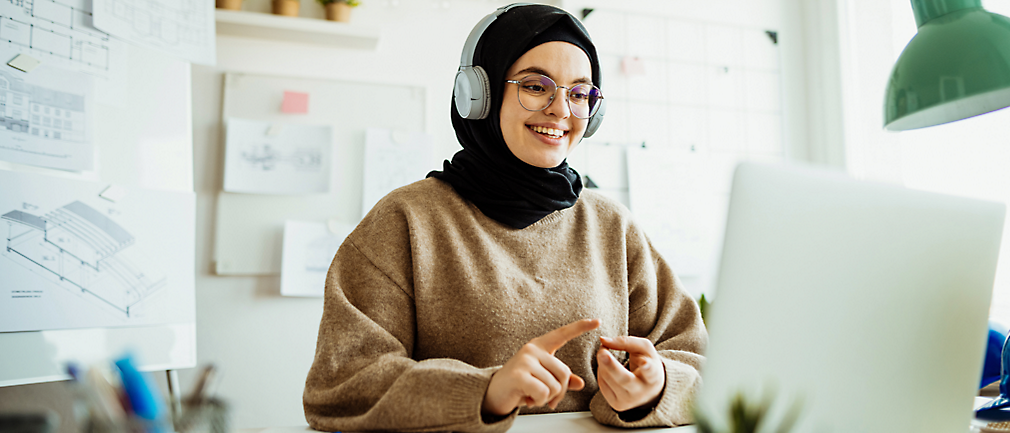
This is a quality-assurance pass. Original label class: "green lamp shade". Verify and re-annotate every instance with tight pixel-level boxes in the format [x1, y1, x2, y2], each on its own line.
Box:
[884, 0, 1010, 131]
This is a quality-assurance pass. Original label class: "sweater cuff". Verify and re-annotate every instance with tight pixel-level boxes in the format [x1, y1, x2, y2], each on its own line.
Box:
[590, 358, 702, 428]
[444, 366, 518, 433]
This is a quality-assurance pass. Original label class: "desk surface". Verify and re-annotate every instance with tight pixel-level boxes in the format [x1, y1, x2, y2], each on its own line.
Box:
[252, 412, 693, 433]
[249, 398, 996, 433]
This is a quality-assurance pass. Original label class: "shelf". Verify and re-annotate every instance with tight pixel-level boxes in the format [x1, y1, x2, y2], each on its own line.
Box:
[215, 9, 379, 50]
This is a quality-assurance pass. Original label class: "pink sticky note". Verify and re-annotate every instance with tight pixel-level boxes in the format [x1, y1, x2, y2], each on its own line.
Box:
[621, 56, 646, 76]
[281, 91, 309, 114]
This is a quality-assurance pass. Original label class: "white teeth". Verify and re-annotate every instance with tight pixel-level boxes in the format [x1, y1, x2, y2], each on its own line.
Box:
[530, 125, 564, 138]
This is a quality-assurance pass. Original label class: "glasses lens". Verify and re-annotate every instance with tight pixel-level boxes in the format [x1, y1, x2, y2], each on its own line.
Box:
[568, 84, 601, 119]
[517, 75, 556, 112]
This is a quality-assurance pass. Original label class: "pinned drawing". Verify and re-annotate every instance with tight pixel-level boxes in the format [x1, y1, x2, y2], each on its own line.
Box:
[92, 0, 215, 66]
[280, 220, 353, 297]
[361, 128, 434, 218]
[223, 117, 333, 195]
[0, 170, 195, 333]
[2, 201, 164, 317]
[0, 48, 94, 170]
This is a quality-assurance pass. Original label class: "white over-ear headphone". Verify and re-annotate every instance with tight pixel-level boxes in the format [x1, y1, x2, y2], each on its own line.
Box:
[453, 3, 606, 138]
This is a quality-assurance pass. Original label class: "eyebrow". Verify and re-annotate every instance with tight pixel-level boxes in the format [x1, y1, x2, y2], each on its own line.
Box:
[513, 66, 593, 86]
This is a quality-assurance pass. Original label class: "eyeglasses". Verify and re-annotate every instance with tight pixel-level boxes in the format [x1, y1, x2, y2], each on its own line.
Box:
[504, 74, 604, 119]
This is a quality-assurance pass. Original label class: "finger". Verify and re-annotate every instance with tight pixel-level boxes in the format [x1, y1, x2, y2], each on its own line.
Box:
[537, 355, 571, 409]
[633, 359, 664, 385]
[520, 373, 553, 408]
[533, 318, 601, 354]
[527, 365, 563, 405]
[596, 369, 621, 408]
[597, 349, 637, 389]
[600, 335, 659, 357]
[568, 374, 585, 391]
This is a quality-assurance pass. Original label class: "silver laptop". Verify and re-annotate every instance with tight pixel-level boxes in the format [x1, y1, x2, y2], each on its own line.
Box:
[696, 162, 1005, 432]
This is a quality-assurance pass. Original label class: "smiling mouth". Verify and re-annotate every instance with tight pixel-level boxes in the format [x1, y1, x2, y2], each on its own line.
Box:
[527, 125, 567, 139]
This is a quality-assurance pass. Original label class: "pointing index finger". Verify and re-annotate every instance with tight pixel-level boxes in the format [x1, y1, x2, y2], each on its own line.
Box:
[533, 318, 601, 355]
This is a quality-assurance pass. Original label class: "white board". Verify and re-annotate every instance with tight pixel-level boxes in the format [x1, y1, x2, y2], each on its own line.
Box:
[0, 32, 194, 386]
[214, 73, 425, 275]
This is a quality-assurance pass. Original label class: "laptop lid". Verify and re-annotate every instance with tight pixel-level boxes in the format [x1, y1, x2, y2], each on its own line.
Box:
[696, 162, 1005, 432]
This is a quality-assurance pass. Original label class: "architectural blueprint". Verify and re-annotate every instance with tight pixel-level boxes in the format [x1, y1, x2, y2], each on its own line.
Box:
[0, 49, 94, 171]
[0, 0, 128, 103]
[223, 117, 333, 195]
[0, 170, 195, 333]
[93, 0, 214, 66]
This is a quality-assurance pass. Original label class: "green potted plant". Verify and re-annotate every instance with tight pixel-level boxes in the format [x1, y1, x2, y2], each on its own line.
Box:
[317, 0, 359, 22]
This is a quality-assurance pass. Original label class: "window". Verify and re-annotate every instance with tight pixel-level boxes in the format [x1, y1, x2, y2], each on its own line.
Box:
[841, 0, 1010, 325]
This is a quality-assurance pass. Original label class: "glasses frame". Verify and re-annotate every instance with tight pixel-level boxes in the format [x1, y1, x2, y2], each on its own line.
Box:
[504, 74, 604, 119]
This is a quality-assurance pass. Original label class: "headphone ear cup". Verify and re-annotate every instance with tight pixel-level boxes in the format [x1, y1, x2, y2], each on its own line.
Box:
[470, 66, 491, 120]
[454, 66, 492, 120]
[583, 98, 606, 138]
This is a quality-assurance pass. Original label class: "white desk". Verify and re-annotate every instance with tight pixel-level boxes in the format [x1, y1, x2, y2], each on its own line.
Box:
[249, 398, 997, 433]
[251, 412, 693, 433]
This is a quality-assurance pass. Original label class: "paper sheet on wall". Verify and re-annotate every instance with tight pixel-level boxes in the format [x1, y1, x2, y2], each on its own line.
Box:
[280, 220, 354, 297]
[0, 49, 95, 171]
[361, 128, 434, 218]
[92, 0, 215, 66]
[0, 170, 195, 333]
[0, 0, 129, 105]
[626, 147, 735, 280]
[223, 118, 334, 195]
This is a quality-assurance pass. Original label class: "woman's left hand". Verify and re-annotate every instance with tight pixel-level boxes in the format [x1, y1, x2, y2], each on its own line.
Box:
[596, 336, 666, 412]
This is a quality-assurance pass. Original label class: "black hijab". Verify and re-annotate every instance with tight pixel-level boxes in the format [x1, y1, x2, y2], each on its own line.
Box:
[427, 4, 602, 229]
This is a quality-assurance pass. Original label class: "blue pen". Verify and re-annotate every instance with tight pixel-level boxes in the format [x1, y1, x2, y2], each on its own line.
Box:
[114, 355, 166, 428]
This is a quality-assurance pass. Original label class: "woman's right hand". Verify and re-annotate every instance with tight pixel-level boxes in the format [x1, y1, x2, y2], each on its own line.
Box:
[482, 318, 601, 416]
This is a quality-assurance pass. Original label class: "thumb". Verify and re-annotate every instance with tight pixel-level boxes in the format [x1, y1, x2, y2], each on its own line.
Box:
[567, 375, 585, 391]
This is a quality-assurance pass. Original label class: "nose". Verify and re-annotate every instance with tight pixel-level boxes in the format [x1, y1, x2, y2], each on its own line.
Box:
[543, 86, 571, 119]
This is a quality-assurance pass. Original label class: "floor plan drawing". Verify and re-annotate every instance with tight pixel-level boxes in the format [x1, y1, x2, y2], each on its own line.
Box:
[0, 0, 126, 78]
[2, 200, 165, 317]
[93, 0, 214, 65]
[0, 170, 195, 333]
[0, 51, 93, 170]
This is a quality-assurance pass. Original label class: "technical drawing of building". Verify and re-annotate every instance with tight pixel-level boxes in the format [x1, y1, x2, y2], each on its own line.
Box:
[0, 69, 86, 142]
[2, 201, 164, 317]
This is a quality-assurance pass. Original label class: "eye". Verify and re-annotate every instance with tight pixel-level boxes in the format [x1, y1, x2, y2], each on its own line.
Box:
[521, 83, 548, 94]
[569, 85, 593, 103]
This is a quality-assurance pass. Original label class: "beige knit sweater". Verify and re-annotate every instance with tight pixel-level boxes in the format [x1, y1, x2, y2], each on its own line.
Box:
[303, 178, 707, 432]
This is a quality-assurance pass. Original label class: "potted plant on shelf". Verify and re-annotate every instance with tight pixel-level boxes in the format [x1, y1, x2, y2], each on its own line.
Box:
[318, 0, 360, 22]
[273, 0, 300, 17]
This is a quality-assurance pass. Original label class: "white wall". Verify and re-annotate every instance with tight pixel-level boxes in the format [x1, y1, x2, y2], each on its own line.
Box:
[187, 0, 823, 428]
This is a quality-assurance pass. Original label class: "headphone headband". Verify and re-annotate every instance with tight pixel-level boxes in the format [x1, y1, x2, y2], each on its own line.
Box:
[458, 3, 537, 69]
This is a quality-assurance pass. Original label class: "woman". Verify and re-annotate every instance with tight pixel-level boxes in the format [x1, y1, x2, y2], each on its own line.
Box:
[303, 4, 706, 432]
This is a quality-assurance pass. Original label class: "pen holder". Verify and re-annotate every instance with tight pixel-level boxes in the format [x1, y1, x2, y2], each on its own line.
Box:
[173, 399, 229, 433]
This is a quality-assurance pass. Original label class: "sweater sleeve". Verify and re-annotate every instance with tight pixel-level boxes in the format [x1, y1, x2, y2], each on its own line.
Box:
[302, 238, 518, 433]
[590, 222, 708, 428]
